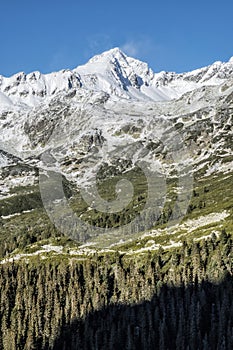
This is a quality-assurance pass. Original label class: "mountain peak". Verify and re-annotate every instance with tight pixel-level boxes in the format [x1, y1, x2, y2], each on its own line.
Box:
[88, 47, 127, 64]
[74, 47, 157, 99]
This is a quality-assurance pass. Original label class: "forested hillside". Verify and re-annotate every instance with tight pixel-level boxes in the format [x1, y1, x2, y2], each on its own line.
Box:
[0, 231, 232, 349]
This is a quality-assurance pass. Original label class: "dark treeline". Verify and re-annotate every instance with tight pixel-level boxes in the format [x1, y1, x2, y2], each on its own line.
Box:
[54, 277, 233, 350]
[0, 231, 232, 349]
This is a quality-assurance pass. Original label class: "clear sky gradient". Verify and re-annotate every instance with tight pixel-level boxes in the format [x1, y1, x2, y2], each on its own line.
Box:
[1, 0, 233, 76]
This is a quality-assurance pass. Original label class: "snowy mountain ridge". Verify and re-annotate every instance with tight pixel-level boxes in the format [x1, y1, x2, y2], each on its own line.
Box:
[1, 48, 233, 110]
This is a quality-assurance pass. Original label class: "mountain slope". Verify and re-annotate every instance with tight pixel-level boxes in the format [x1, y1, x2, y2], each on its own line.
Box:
[0, 48, 233, 253]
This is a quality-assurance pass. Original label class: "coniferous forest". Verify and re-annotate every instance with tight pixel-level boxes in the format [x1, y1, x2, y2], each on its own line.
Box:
[0, 231, 232, 349]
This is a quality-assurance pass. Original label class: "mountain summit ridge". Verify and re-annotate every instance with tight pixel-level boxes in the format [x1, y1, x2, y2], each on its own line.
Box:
[1, 48, 233, 110]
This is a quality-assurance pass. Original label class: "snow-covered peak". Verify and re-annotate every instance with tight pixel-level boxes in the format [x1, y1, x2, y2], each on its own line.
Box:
[85, 47, 152, 76]
[74, 47, 155, 99]
[88, 47, 127, 64]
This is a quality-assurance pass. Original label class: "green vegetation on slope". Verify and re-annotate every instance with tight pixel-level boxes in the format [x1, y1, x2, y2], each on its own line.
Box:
[0, 168, 233, 257]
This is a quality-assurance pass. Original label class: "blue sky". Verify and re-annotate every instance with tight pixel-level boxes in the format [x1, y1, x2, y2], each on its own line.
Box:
[1, 0, 233, 76]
